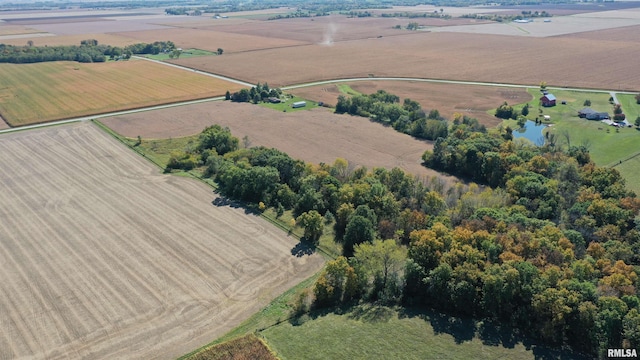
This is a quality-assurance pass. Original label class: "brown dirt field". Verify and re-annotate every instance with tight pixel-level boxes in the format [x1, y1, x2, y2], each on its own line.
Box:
[0, 24, 44, 36]
[0, 33, 139, 47]
[0, 122, 324, 359]
[114, 27, 307, 53]
[101, 101, 456, 183]
[0, 60, 245, 126]
[200, 15, 424, 44]
[5, 17, 113, 25]
[554, 24, 640, 43]
[0, 115, 9, 130]
[174, 31, 640, 91]
[291, 80, 532, 127]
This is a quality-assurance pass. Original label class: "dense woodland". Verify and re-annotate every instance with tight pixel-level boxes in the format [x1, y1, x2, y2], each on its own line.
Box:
[166, 95, 640, 357]
[0, 40, 176, 64]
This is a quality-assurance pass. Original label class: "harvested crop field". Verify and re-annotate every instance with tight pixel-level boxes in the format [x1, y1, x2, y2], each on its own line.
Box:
[554, 24, 640, 43]
[291, 80, 532, 127]
[101, 101, 455, 183]
[197, 15, 427, 44]
[115, 27, 307, 53]
[0, 122, 324, 359]
[0, 32, 139, 47]
[0, 59, 244, 126]
[174, 31, 640, 91]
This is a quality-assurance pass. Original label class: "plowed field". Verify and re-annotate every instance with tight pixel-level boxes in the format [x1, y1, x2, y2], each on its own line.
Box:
[101, 101, 457, 183]
[290, 80, 532, 127]
[173, 31, 640, 91]
[0, 122, 324, 359]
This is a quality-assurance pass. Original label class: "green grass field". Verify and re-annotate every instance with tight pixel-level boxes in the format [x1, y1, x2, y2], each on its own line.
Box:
[261, 304, 588, 360]
[141, 48, 216, 61]
[617, 93, 640, 123]
[499, 89, 640, 166]
[259, 95, 318, 112]
[613, 155, 640, 195]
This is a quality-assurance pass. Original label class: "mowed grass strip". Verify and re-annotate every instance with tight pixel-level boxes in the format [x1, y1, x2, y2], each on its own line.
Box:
[0, 60, 245, 126]
[261, 305, 588, 360]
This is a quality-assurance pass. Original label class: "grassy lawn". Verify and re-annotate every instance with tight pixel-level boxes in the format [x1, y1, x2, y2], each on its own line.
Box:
[141, 48, 216, 61]
[337, 84, 362, 96]
[613, 154, 640, 195]
[259, 95, 318, 112]
[261, 304, 588, 360]
[617, 93, 640, 123]
[498, 89, 639, 166]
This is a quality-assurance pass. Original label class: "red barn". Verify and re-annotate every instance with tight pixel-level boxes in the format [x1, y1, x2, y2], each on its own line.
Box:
[540, 94, 556, 107]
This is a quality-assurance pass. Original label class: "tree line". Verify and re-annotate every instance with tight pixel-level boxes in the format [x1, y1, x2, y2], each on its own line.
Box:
[0, 40, 176, 64]
[334, 90, 473, 141]
[226, 82, 282, 103]
[164, 99, 639, 358]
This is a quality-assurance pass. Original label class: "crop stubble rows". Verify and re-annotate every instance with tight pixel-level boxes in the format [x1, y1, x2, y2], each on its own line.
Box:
[0, 60, 244, 126]
[0, 122, 324, 359]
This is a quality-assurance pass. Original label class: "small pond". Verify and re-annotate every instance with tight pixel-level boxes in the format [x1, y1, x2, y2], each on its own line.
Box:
[513, 120, 546, 146]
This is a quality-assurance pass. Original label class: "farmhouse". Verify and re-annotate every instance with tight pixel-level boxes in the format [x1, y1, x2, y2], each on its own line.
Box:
[578, 107, 609, 120]
[292, 101, 307, 108]
[540, 94, 556, 107]
[268, 97, 281, 103]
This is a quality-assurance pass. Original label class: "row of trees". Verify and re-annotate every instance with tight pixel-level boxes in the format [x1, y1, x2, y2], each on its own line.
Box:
[165, 105, 639, 357]
[0, 40, 176, 64]
[335, 90, 464, 140]
[226, 82, 282, 103]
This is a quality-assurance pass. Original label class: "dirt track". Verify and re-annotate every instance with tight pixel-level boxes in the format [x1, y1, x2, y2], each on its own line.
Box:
[0, 122, 324, 359]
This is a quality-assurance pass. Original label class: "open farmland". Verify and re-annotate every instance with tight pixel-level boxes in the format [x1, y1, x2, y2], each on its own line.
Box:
[0, 32, 139, 47]
[101, 101, 455, 183]
[0, 60, 244, 126]
[0, 122, 324, 359]
[174, 31, 640, 91]
[291, 80, 532, 127]
[115, 27, 307, 53]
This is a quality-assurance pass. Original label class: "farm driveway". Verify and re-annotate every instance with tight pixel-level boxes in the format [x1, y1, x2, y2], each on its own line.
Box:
[0, 122, 324, 359]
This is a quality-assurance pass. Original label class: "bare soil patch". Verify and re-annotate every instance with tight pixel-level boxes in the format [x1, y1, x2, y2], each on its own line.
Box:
[175, 31, 640, 91]
[101, 101, 455, 183]
[0, 122, 324, 359]
[291, 80, 532, 127]
[115, 27, 307, 53]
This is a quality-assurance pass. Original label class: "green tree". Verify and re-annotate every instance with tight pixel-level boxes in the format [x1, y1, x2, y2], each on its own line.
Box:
[584, 99, 591, 106]
[623, 308, 640, 348]
[225, 90, 231, 100]
[314, 256, 360, 306]
[344, 215, 375, 256]
[297, 210, 323, 242]
[354, 239, 406, 301]
[198, 125, 239, 155]
[217, 48, 224, 55]
[521, 103, 529, 117]
[495, 102, 514, 119]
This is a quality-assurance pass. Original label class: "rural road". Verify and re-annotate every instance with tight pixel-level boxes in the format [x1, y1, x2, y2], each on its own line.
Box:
[1, 59, 637, 135]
